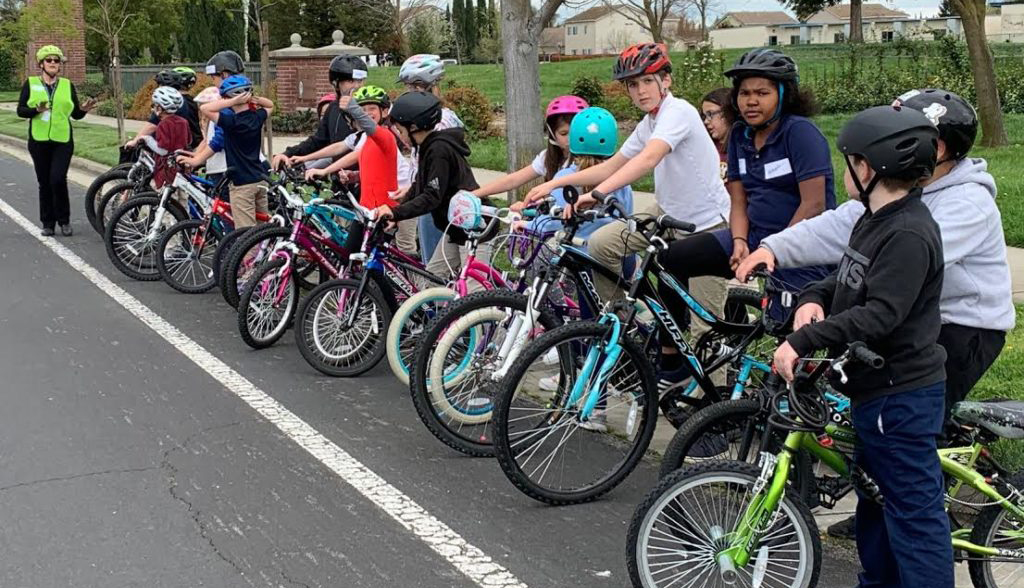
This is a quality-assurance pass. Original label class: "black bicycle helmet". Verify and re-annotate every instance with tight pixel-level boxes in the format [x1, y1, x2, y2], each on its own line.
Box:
[894, 88, 977, 161]
[154, 70, 185, 90]
[390, 91, 442, 132]
[329, 55, 369, 83]
[838, 105, 939, 196]
[724, 49, 799, 83]
[206, 50, 244, 75]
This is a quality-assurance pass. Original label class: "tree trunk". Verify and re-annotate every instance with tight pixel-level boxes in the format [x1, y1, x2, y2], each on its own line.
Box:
[956, 0, 1008, 147]
[112, 34, 124, 143]
[500, 0, 543, 201]
[849, 0, 863, 43]
[260, 18, 274, 155]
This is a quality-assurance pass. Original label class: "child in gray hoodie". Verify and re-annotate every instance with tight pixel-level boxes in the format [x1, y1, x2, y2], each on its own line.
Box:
[737, 89, 1013, 539]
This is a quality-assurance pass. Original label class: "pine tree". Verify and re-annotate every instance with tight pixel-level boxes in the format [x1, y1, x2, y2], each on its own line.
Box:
[464, 0, 477, 56]
[477, 0, 489, 37]
[452, 0, 465, 53]
[487, 0, 497, 37]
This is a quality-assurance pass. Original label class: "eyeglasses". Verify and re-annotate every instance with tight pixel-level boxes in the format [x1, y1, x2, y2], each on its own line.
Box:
[43, 58, 61, 64]
[700, 109, 723, 122]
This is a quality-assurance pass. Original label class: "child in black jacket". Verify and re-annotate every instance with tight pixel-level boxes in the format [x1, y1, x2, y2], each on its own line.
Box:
[773, 105, 952, 588]
[375, 91, 486, 281]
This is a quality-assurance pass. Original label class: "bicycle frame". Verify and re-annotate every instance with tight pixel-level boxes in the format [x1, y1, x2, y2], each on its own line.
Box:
[720, 423, 1024, 571]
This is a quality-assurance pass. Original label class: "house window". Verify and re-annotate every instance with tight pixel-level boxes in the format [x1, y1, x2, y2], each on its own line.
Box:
[572, 49, 578, 55]
[790, 35, 801, 45]
[583, 25, 587, 34]
[768, 36, 778, 46]
[834, 32, 845, 43]
[882, 30, 895, 42]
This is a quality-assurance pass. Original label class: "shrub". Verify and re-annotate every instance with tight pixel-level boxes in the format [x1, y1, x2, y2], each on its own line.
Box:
[444, 85, 495, 139]
[272, 109, 318, 134]
[601, 82, 640, 122]
[94, 93, 134, 118]
[0, 43, 19, 91]
[570, 75, 605, 107]
[78, 79, 110, 101]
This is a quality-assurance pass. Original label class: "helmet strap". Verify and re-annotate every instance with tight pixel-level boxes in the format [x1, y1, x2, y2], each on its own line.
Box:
[844, 154, 880, 206]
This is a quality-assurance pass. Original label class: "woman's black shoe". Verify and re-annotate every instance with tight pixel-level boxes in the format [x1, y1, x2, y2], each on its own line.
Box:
[60, 224, 73, 236]
[41, 227, 55, 236]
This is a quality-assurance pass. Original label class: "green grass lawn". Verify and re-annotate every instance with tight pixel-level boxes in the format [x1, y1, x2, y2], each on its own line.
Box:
[0, 90, 20, 102]
[0, 110, 121, 166]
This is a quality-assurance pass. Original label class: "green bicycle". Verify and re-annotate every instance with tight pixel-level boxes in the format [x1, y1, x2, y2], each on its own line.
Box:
[627, 342, 1024, 588]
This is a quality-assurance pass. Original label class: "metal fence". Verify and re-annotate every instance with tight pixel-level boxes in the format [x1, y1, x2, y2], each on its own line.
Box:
[112, 62, 276, 94]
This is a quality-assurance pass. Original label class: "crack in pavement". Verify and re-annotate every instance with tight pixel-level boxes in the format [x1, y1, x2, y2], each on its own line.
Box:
[161, 421, 256, 587]
[280, 569, 314, 588]
[0, 466, 160, 493]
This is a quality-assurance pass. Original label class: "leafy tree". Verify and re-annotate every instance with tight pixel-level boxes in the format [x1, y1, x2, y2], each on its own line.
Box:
[301, 0, 340, 47]
[407, 12, 439, 55]
[476, 0, 488, 37]
[949, 0, 1008, 146]
[175, 0, 244, 62]
[782, 0, 863, 42]
[938, 0, 955, 17]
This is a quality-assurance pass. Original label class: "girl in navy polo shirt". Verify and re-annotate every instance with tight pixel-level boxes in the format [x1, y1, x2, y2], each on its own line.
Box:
[656, 48, 836, 390]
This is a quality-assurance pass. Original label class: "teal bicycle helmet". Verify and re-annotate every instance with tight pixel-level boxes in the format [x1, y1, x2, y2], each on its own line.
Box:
[569, 107, 618, 157]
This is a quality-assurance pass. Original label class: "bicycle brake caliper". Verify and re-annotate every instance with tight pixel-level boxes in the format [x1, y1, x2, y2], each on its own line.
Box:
[752, 452, 778, 497]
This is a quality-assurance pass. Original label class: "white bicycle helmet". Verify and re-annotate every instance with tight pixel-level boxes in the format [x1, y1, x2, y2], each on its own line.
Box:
[398, 54, 445, 87]
[152, 86, 184, 113]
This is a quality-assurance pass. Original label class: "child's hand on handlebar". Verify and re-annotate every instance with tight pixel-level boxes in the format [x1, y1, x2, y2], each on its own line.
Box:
[735, 247, 776, 282]
[524, 182, 554, 205]
[304, 168, 327, 181]
[509, 200, 527, 213]
[374, 204, 394, 220]
[792, 302, 825, 331]
[772, 341, 800, 382]
[562, 192, 597, 220]
[729, 240, 750, 272]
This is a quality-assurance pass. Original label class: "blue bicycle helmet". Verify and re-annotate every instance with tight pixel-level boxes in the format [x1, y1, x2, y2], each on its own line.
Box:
[219, 75, 253, 98]
[569, 107, 618, 157]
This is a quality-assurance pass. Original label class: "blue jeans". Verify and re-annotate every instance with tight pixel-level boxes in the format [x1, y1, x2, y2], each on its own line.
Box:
[418, 214, 444, 266]
[852, 381, 953, 588]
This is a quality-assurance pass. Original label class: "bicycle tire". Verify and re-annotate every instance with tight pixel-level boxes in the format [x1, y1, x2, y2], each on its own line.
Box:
[386, 286, 457, 385]
[408, 290, 561, 457]
[95, 180, 143, 235]
[237, 258, 299, 349]
[492, 320, 659, 505]
[156, 219, 220, 294]
[294, 277, 392, 377]
[627, 461, 820, 588]
[86, 166, 130, 233]
[104, 194, 187, 281]
[968, 469, 1024, 588]
[222, 224, 290, 308]
[657, 398, 817, 503]
[212, 227, 250, 289]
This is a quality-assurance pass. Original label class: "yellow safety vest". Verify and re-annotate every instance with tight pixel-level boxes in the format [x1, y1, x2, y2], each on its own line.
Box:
[26, 76, 73, 143]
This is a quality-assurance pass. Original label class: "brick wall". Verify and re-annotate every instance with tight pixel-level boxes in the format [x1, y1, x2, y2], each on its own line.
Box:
[24, 0, 87, 84]
[274, 57, 335, 111]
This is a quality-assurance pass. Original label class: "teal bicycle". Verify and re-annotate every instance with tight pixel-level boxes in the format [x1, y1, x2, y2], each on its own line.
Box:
[627, 342, 1024, 588]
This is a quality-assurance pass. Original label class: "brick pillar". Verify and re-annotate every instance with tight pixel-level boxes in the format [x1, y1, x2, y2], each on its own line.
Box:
[25, 0, 87, 84]
[274, 56, 334, 112]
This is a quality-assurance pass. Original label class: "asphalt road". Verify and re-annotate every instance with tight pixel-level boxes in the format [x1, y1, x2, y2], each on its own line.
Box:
[0, 150, 863, 587]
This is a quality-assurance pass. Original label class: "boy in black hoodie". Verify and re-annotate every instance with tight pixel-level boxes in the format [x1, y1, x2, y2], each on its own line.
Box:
[773, 105, 952, 588]
[375, 91, 484, 280]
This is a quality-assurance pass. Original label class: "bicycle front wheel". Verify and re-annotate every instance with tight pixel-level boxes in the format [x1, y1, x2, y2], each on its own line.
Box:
[104, 195, 185, 281]
[628, 461, 820, 588]
[294, 278, 391, 377]
[156, 219, 220, 293]
[492, 320, 658, 505]
[386, 286, 457, 385]
[969, 470, 1024, 588]
[237, 258, 298, 349]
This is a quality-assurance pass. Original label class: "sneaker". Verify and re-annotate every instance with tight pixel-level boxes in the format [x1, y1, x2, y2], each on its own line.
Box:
[542, 347, 559, 365]
[827, 515, 856, 540]
[41, 227, 55, 236]
[60, 224, 72, 236]
[538, 375, 559, 391]
[657, 363, 693, 397]
[578, 412, 608, 432]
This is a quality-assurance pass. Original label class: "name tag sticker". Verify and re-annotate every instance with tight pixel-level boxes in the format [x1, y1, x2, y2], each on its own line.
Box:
[738, 158, 747, 175]
[41, 111, 51, 122]
[764, 158, 793, 179]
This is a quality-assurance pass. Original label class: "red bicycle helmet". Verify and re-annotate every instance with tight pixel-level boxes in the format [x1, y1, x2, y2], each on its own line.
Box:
[613, 43, 671, 81]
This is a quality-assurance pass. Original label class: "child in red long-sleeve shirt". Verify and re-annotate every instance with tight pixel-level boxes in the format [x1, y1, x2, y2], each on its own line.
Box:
[140, 86, 191, 189]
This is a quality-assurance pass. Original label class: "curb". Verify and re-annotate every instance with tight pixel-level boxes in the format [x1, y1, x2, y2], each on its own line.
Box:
[0, 132, 112, 177]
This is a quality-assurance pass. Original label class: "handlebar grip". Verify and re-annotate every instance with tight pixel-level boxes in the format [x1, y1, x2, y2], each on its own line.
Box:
[591, 190, 607, 203]
[849, 342, 885, 369]
[521, 209, 538, 219]
[657, 214, 696, 233]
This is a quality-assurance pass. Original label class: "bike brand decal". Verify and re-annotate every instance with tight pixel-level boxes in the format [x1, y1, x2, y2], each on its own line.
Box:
[658, 271, 716, 323]
[644, 296, 703, 376]
[577, 270, 600, 306]
[385, 267, 416, 297]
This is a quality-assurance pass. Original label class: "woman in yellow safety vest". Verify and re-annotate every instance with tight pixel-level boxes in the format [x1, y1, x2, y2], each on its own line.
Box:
[16, 45, 96, 236]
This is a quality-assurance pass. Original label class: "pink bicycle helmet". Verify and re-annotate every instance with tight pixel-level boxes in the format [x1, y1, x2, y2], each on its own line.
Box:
[546, 95, 589, 118]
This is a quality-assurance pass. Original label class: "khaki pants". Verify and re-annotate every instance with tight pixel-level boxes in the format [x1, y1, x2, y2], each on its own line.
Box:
[395, 217, 418, 258]
[426, 234, 495, 294]
[586, 192, 728, 341]
[230, 182, 269, 229]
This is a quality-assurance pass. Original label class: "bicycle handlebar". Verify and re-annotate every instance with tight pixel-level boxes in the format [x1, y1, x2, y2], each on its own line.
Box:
[657, 214, 696, 233]
[848, 341, 885, 369]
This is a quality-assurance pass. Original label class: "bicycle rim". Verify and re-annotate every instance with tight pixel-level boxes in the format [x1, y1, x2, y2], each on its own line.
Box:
[979, 509, 1024, 586]
[111, 203, 169, 274]
[164, 223, 216, 289]
[307, 284, 384, 367]
[636, 469, 814, 588]
[245, 265, 296, 343]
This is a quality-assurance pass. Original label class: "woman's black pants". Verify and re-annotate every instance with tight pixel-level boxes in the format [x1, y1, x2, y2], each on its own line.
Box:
[28, 139, 75, 229]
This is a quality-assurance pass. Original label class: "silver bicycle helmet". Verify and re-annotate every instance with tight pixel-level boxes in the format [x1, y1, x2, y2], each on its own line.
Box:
[152, 86, 184, 113]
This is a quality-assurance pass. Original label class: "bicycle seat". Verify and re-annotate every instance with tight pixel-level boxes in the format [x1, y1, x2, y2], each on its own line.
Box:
[952, 400, 1024, 439]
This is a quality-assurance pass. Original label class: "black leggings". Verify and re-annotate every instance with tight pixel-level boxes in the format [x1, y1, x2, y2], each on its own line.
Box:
[655, 233, 734, 343]
[28, 139, 75, 228]
[938, 323, 1005, 423]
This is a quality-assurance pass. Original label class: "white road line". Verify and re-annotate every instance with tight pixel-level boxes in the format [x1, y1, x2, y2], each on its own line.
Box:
[0, 196, 527, 588]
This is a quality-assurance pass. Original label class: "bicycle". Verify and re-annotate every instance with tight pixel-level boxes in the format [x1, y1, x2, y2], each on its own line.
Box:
[294, 196, 511, 378]
[236, 189, 358, 349]
[627, 343, 1024, 588]
[85, 145, 153, 234]
[490, 199, 776, 505]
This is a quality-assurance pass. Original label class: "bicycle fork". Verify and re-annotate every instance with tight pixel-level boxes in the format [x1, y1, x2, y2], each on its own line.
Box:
[567, 314, 623, 425]
[491, 277, 549, 382]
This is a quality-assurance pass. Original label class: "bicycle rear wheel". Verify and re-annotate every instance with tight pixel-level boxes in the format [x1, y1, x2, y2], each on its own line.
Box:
[86, 166, 129, 233]
[492, 320, 658, 505]
[212, 227, 250, 288]
[156, 219, 220, 293]
[627, 461, 820, 588]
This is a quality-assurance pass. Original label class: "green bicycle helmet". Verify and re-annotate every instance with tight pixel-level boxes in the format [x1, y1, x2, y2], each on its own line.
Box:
[569, 107, 618, 157]
[353, 85, 391, 109]
[36, 45, 64, 63]
[172, 66, 197, 89]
